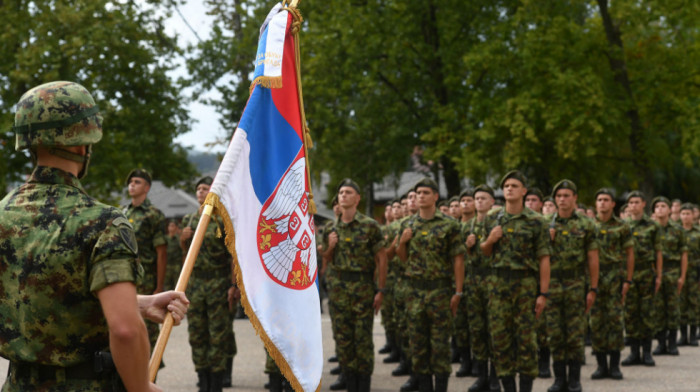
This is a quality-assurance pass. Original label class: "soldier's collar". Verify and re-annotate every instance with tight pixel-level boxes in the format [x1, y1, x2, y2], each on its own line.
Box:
[28, 166, 86, 193]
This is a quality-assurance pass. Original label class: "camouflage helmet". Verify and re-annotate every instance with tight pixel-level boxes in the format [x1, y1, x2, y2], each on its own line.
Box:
[13, 81, 103, 151]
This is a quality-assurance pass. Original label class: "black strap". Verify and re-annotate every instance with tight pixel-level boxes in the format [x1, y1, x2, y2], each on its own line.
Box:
[12, 106, 100, 134]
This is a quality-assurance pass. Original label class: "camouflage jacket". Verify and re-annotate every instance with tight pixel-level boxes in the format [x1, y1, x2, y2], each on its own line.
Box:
[595, 215, 634, 270]
[484, 207, 550, 271]
[549, 211, 599, 273]
[683, 225, 700, 268]
[0, 166, 141, 365]
[324, 212, 384, 273]
[166, 233, 183, 265]
[399, 211, 465, 280]
[181, 211, 232, 272]
[628, 215, 663, 268]
[658, 221, 688, 270]
[462, 216, 490, 270]
[124, 198, 166, 265]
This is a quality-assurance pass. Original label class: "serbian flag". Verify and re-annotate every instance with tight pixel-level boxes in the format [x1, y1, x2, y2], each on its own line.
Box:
[204, 3, 322, 392]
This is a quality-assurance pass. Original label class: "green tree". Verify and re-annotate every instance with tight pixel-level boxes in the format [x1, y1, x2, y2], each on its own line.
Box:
[0, 0, 197, 201]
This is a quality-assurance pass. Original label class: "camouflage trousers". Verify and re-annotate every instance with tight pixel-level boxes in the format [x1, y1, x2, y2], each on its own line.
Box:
[547, 276, 586, 362]
[680, 267, 700, 325]
[393, 278, 413, 363]
[590, 270, 625, 352]
[624, 268, 657, 339]
[653, 267, 681, 332]
[164, 258, 181, 291]
[137, 263, 161, 361]
[466, 274, 491, 361]
[487, 274, 538, 378]
[327, 277, 375, 374]
[453, 277, 470, 350]
[186, 275, 236, 372]
[406, 284, 453, 376]
[2, 376, 112, 392]
[536, 310, 548, 349]
[381, 275, 397, 338]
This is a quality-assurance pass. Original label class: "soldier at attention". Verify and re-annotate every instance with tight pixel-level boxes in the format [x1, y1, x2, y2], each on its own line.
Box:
[0, 81, 188, 392]
[480, 170, 551, 392]
[322, 179, 387, 392]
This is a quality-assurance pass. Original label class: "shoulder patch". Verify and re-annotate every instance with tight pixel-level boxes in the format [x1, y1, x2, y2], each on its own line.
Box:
[113, 216, 138, 254]
[112, 216, 133, 229]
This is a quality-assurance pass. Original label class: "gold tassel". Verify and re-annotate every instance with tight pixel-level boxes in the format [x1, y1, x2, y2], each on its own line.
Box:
[250, 76, 283, 94]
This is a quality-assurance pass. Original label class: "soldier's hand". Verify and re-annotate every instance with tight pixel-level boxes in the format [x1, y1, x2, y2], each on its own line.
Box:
[450, 294, 461, 316]
[328, 232, 339, 250]
[534, 295, 547, 319]
[487, 226, 503, 243]
[139, 291, 190, 325]
[373, 292, 384, 315]
[585, 291, 596, 314]
[677, 278, 685, 295]
[621, 281, 630, 304]
[655, 276, 662, 294]
[400, 228, 413, 244]
[466, 234, 476, 248]
[181, 226, 194, 242]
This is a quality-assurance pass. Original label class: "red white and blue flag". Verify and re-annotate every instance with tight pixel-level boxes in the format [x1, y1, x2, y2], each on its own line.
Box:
[205, 3, 322, 392]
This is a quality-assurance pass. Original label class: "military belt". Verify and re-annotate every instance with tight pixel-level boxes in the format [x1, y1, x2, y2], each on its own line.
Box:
[492, 268, 534, 280]
[550, 269, 581, 281]
[10, 354, 112, 382]
[338, 270, 373, 282]
[407, 277, 451, 290]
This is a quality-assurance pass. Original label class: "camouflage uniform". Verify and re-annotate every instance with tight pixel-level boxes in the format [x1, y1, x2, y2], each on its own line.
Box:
[484, 207, 550, 378]
[165, 232, 183, 290]
[680, 226, 700, 329]
[0, 167, 141, 391]
[625, 215, 662, 340]
[124, 198, 166, 350]
[591, 215, 634, 353]
[181, 212, 236, 374]
[400, 211, 465, 376]
[653, 222, 687, 332]
[390, 215, 416, 382]
[380, 221, 399, 352]
[463, 217, 491, 362]
[324, 212, 384, 375]
[547, 211, 599, 362]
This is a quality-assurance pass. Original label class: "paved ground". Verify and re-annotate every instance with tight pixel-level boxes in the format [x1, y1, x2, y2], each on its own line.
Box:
[1, 301, 699, 391]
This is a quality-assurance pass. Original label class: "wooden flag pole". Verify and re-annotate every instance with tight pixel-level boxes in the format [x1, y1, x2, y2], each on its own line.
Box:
[148, 204, 214, 381]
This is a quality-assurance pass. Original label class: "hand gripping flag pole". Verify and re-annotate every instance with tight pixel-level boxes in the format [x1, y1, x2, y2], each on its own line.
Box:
[148, 204, 213, 381]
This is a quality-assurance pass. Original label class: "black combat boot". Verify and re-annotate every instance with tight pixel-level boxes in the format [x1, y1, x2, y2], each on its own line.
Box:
[222, 357, 233, 387]
[690, 325, 699, 346]
[499, 376, 516, 392]
[379, 333, 393, 354]
[467, 361, 488, 392]
[519, 375, 534, 392]
[488, 361, 500, 392]
[621, 339, 641, 366]
[667, 329, 679, 355]
[383, 343, 401, 363]
[418, 374, 433, 392]
[547, 361, 567, 392]
[451, 338, 460, 363]
[456, 347, 472, 377]
[434, 374, 449, 392]
[591, 351, 608, 379]
[392, 354, 411, 376]
[268, 373, 284, 392]
[642, 338, 656, 366]
[209, 371, 224, 392]
[197, 370, 210, 392]
[356, 374, 371, 392]
[330, 365, 342, 375]
[471, 354, 481, 377]
[400, 374, 419, 392]
[677, 325, 689, 346]
[328, 355, 339, 363]
[538, 347, 552, 378]
[345, 371, 358, 392]
[329, 372, 347, 391]
[652, 330, 667, 355]
[567, 361, 582, 392]
[608, 350, 623, 380]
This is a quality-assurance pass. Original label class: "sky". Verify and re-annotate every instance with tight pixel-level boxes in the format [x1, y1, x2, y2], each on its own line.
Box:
[164, 1, 228, 153]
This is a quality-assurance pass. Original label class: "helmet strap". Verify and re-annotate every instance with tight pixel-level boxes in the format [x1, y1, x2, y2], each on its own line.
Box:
[47, 146, 91, 179]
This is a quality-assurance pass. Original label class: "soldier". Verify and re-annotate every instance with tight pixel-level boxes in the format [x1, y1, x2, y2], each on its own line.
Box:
[650, 197, 688, 356]
[460, 189, 476, 223]
[322, 179, 388, 392]
[546, 180, 599, 392]
[164, 220, 183, 290]
[379, 199, 406, 365]
[591, 188, 634, 380]
[480, 170, 551, 392]
[124, 168, 168, 358]
[449, 196, 462, 220]
[385, 201, 396, 225]
[180, 177, 239, 392]
[464, 185, 500, 392]
[396, 178, 465, 392]
[525, 187, 544, 214]
[439, 200, 450, 215]
[678, 203, 700, 347]
[543, 197, 557, 217]
[401, 194, 410, 217]
[453, 191, 474, 379]
[670, 199, 682, 223]
[621, 191, 663, 367]
[0, 81, 188, 392]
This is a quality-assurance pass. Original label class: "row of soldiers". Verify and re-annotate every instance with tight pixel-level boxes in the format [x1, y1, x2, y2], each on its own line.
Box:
[319, 171, 699, 392]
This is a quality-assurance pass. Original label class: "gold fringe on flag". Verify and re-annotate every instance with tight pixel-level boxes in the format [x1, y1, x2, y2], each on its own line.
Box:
[250, 75, 283, 94]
